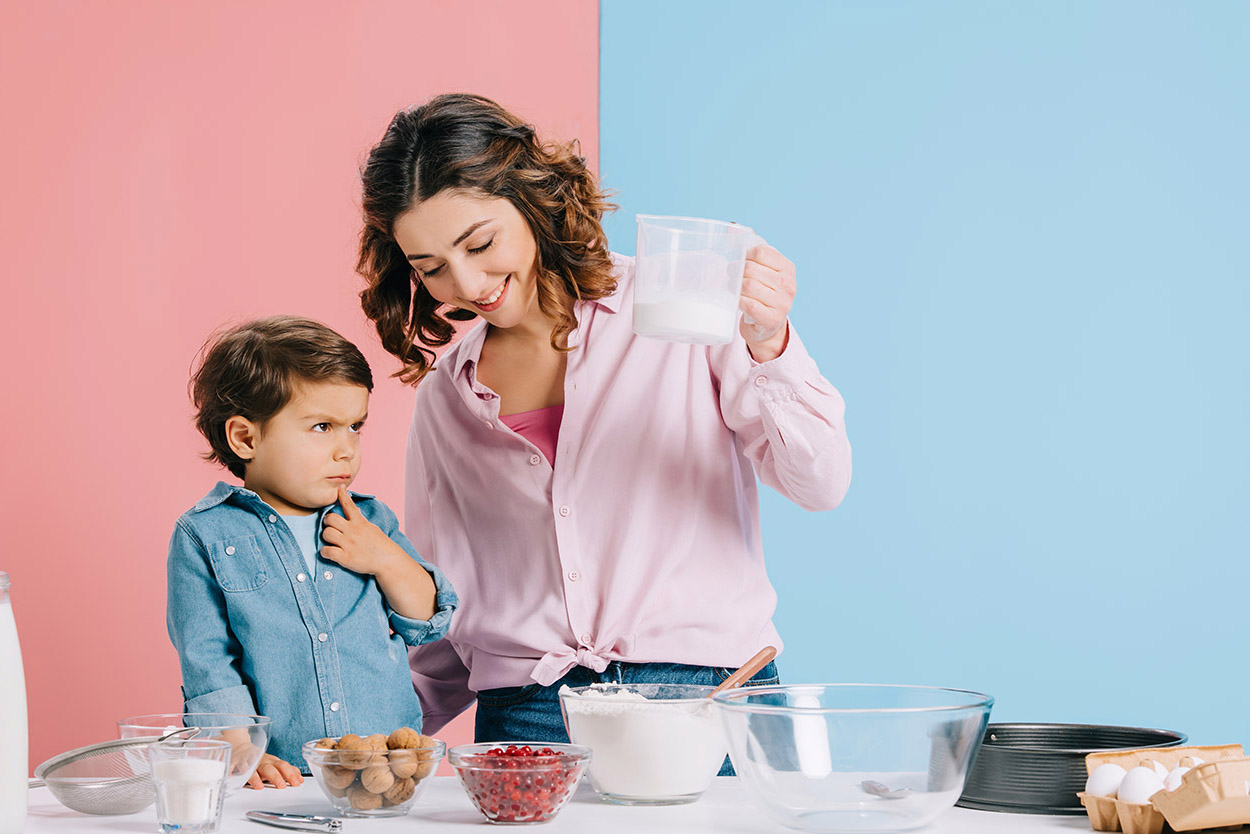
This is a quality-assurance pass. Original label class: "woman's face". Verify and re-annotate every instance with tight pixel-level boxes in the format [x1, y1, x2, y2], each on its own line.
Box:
[393, 189, 540, 329]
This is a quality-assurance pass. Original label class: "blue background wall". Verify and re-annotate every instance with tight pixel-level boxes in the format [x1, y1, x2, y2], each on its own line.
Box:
[600, 1, 1248, 744]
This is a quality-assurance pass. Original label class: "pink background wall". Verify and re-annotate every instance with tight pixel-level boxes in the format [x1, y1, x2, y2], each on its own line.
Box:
[0, 1, 598, 774]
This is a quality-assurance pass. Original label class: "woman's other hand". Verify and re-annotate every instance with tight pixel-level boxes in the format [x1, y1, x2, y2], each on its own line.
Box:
[739, 243, 795, 362]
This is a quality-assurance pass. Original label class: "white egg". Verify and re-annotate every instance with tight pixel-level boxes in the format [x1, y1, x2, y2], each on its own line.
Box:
[1165, 766, 1190, 791]
[1085, 763, 1128, 797]
[1141, 759, 1169, 778]
[1118, 766, 1166, 804]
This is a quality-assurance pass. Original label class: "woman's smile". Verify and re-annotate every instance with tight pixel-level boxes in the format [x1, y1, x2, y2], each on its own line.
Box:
[471, 274, 511, 312]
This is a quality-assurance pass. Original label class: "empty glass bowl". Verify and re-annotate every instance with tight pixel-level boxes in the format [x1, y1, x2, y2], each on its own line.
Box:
[712, 684, 993, 833]
[116, 713, 271, 793]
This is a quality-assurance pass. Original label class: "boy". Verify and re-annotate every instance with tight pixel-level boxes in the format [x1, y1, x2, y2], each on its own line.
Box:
[167, 316, 456, 787]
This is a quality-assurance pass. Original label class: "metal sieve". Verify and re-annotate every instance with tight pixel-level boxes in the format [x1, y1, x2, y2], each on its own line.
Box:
[29, 727, 200, 815]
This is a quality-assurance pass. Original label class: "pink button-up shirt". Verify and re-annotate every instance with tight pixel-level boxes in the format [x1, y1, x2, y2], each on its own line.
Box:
[405, 253, 851, 732]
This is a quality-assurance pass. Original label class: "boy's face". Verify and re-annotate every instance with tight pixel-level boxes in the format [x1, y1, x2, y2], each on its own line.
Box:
[235, 381, 369, 515]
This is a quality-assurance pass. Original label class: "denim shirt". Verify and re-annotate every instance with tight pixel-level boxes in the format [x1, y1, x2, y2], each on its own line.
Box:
[166, 482, 457, 770]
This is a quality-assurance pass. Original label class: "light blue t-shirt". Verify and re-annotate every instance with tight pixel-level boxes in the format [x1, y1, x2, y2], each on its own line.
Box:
[281, 512, 319, 575]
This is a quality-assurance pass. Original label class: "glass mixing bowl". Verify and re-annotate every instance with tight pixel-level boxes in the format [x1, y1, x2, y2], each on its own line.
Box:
[117, 713, 271, 793]
[559, 683, 726, 805]
[303, 736, 444, 818]
[448, 742, 590, 824]
[712, 684, 993, 833]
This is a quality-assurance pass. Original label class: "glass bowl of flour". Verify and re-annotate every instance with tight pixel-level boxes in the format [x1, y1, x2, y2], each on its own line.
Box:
[558, 683, 726, 805]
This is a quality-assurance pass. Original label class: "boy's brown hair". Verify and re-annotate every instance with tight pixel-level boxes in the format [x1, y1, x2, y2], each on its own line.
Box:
[191, 316, 373, 478]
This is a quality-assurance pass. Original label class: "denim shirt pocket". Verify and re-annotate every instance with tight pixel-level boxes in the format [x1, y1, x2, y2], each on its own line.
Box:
[207, 535, 269, 592]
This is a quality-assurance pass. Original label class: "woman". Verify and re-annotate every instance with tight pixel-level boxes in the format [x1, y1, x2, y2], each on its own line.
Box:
[356, 93, 851, 748]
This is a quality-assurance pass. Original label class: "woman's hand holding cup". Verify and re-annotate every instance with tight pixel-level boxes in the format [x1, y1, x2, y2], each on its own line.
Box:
[739, 243, 796, 363]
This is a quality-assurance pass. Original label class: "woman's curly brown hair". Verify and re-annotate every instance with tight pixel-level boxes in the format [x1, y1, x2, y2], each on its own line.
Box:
[357, 93, 617, 385]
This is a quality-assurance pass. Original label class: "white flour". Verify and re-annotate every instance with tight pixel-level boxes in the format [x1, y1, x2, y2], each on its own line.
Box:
[560, 685, 725, 799]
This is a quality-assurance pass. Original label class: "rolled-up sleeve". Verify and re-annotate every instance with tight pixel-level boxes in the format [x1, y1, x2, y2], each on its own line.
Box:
[386, 564, 457, 647]
[368, 500, 459, 646]
[710, 325, 852, 512]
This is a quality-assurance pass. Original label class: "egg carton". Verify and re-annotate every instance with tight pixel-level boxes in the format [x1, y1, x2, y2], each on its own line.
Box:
[1077, 744, 1247, 834]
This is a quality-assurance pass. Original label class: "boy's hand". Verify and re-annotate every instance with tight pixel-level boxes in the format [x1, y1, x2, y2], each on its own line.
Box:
[246, 753, 304, 789]
[320, 487, 409, 576]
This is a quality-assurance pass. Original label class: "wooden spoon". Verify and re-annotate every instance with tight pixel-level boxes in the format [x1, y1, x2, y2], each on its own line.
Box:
[709, 646, 778, 697]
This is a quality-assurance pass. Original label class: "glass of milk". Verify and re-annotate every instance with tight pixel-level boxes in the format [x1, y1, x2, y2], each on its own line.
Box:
[149, 739, 230, 834]
[633, 215, 763, 345]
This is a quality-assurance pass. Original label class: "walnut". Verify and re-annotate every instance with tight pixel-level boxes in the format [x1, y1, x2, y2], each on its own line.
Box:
[335, 734, 373, 769]
[389, 748, 419, 779]
[320, 763, 357, 791]
[313, 737, 337, 750]
[387, 727, 421, 750]
[323, 774, 351, 798]
[415, 746, 437, 780]
[346, 783, 383, 810]
[365, 733, 389, 751]
[382, 776, 415, 806]
[360, 763, 395, 795]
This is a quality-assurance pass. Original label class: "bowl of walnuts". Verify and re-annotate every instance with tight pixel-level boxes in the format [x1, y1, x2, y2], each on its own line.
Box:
[302, 728, 444, 817]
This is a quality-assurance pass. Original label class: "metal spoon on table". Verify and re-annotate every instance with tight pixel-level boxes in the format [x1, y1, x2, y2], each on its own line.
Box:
[861, 780, 914, 800]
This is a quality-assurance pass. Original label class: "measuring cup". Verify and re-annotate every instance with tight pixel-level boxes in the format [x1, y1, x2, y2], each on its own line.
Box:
[632, 215, 763, 345]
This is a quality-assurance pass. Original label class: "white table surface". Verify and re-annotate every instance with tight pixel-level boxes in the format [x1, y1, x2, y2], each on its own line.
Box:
[25, 776, 1097, 833]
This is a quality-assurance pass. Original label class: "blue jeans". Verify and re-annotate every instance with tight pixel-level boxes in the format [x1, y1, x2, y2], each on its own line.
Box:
[474, 660, 780, 777]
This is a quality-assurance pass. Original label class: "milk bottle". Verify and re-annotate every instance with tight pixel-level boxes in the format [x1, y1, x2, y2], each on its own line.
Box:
[0, 572, 27, 833]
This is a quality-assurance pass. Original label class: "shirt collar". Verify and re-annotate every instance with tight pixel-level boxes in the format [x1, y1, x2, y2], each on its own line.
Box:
[191, 481, 375, 513]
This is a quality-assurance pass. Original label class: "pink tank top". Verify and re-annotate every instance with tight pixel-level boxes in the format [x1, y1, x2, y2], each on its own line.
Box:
[499, 404, 564, 465]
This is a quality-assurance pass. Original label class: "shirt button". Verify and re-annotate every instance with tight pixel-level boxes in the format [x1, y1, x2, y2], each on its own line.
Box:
[268, 514, 277, 523]
[296, 573, 307, 582]
[484, 421, 495, 430]
[225, 546, 236, 556]
[558, 505, 571, 517]
[754, 376, 768, 387]
[318, 633, 328, 642]
[567, 571, 580, 582]
[580, 634, 593, 646]
[324, 570, 333, 580]
[529, 454, 541, 466]
[330, 702, 340, 712]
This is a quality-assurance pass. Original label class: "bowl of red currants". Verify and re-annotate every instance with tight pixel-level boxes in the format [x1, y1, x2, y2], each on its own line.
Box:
[448, 742, 592, 824]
